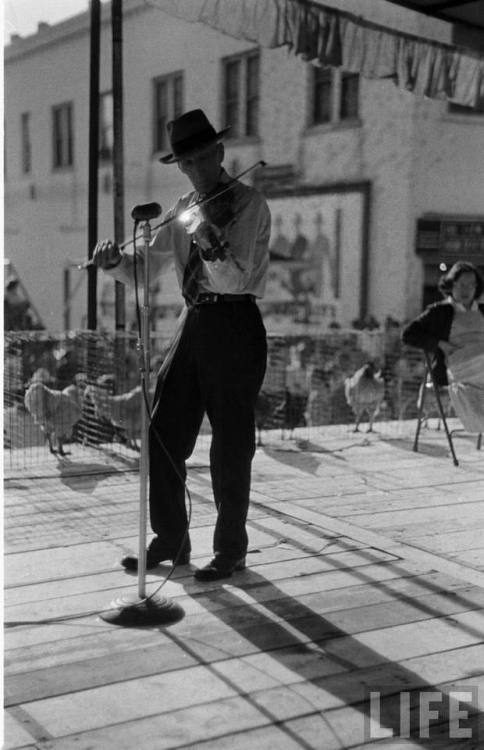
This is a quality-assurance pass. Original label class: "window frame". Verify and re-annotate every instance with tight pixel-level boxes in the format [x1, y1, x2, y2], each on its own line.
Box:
[222, 48, 260, 140]
[339, 71, 360, 121]
[152, 70, 184, 154]
[309, 65, 360, 128]
[21, 112, 32, 175]
[312, 67, 333, 125]
[52, 101, 74, 170]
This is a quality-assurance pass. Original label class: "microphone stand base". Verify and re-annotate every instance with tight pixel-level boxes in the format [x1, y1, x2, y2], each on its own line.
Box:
[100, 593, 184, 627]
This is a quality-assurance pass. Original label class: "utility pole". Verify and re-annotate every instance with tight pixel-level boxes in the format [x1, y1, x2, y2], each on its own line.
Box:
[87, 0, 101, 330]
[112, 0, 125, 331]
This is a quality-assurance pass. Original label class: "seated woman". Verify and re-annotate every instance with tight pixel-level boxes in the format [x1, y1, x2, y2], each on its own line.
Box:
[402, 261, 484, 433]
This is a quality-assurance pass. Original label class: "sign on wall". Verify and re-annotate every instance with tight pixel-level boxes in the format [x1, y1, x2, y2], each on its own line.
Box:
[263, 184, 370, 329]
[416, 217, 484, 262]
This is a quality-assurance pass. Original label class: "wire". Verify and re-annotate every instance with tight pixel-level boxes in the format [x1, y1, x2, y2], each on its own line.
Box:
[7, 222, 194, 628]
[131, 223, 193, 605]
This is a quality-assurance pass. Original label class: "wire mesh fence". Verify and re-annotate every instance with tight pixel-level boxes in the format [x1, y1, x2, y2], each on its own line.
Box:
[4, 326, 431, 470]
[4, 330, 167, 467]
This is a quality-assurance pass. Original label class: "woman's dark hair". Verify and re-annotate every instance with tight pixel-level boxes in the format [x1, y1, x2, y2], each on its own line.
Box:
[438, 261, 484, 300]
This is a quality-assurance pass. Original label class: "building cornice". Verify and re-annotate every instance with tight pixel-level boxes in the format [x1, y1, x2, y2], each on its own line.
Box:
[4, 0, 145, 63]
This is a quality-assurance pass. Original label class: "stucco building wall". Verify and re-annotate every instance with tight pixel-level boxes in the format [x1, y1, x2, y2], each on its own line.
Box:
[5, 0, 484, 330]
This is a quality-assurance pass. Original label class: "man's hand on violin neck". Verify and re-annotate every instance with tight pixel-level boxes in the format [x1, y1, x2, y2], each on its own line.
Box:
[92, 239, 122, 270]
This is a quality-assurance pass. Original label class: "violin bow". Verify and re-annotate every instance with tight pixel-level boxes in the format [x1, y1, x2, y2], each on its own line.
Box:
[79, 160, 266, 269]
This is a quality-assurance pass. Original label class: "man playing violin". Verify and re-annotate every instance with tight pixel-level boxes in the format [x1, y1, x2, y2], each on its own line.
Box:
[93, 109, 271, 581]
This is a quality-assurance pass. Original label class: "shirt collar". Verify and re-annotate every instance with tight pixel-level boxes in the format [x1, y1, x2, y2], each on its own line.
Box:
[448, 295, 479, 312]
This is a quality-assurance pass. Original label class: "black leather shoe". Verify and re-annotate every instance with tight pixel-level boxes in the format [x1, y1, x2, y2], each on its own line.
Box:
[121, 547, 190, 571]
[194, 556, 246, 582]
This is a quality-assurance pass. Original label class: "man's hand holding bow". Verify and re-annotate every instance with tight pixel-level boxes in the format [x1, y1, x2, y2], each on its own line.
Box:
[92, 239, 123, 270]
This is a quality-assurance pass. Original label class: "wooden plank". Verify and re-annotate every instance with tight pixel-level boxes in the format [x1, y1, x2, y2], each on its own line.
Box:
[272, 502, 484, 588]
[3, 546, 404, 630]
[5, 571, 477, 674]
[4, 535, 368, 609]
[4, 561, 423, 652]
[9, 650, 478, 750]
[345, 503, 484, 532]
[14, 669, 482, 750]
[4, 643, 200, 706]
[17, 666, 245, 737]
[5, 584, 484, 705]
[293, 489, 480, 517]
[2, 708, 40, 750]
[323, 610, 484, 667]
[10, 697, 300, 750]
[405, 529, 484, 555]
[6, 577, 484, 706]
[447, 548, 484, 570]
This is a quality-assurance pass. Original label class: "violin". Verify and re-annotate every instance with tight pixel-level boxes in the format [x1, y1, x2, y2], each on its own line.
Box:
[79, 161, 265, 270]
[179, 184, 236, 262]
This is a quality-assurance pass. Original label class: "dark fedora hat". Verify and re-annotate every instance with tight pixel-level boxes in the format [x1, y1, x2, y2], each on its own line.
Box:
[159, 109, 230, 164]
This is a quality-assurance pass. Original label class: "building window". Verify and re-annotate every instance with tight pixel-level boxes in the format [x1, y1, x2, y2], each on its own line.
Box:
[153, 72, 184, 153]
[99, 92, 113, 162]
[52, 102, 74, 168]
[310, 66, 360, 126]
[246, 53, 260, 136]
[222, 50, 260, 138]
[340, 73, 359, 120]
[21, 112, 32, 174]
[312, 68, 332, 125]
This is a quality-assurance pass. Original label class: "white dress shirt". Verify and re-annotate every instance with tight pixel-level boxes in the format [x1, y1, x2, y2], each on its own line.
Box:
[108, 169, 271, 299]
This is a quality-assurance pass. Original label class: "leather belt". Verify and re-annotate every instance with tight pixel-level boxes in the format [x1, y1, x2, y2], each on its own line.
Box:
[194, 293, 255, 305]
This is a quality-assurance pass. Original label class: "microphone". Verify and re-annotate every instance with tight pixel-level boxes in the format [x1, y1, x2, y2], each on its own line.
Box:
[131, 202, 162, 222]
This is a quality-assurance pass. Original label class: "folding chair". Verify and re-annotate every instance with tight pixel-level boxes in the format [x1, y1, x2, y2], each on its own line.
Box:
[413, 350, 482, 466]
[413, 350, 459, 466]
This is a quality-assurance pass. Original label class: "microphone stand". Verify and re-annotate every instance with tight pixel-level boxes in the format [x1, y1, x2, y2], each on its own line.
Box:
[101, 206, 184, 627]
[137, 217, 151, 599]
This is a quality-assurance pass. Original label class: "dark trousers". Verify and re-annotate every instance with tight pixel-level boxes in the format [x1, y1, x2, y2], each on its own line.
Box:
[149, 300, 267, 561]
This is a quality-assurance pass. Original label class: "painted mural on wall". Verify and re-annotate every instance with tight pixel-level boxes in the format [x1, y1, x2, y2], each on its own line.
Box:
[264, 189, 365, 330]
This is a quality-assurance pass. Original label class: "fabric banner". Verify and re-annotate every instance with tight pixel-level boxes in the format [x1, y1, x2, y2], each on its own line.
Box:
[147, 0, 484, 109]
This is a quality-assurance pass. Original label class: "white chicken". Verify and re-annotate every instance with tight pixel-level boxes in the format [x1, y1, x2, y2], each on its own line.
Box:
[24, 380, 85, 456]
[344, 362, 385, 432]
[85, 383, 154, 450]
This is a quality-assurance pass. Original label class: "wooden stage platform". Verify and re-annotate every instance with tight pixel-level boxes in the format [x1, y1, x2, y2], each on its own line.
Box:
[4, 422, 484, 749]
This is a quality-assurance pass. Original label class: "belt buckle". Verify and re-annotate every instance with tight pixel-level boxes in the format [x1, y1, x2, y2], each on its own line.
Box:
[198, 292, 218, 304]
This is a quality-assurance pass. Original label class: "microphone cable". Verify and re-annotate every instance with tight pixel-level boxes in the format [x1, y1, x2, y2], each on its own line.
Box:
[6, 228, 192, 630]
[131, 223, 193, 603]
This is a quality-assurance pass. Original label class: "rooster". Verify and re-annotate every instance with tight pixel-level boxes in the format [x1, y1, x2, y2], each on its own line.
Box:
[273, 389, 308, 439]
[24, 380, 85, 456]
[85, 383, 154, 450]
[344, 362, 385, 432]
